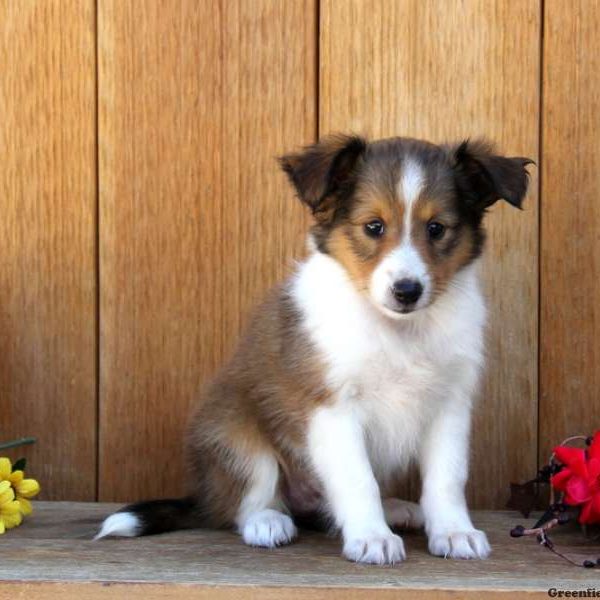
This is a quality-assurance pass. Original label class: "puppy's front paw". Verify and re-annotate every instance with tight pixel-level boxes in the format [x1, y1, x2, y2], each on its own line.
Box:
[343, 530, 406, 565]
[428, 528, 490, 559]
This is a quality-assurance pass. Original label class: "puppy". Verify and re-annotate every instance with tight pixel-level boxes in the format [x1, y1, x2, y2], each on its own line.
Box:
[96, 134, 532, 564]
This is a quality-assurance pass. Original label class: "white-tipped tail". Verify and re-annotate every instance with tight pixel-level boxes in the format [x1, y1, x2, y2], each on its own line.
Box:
[94, 512, 141, 540]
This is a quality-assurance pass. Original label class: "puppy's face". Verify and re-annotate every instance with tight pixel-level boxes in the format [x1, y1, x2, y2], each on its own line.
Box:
[281, 135, 532, 318]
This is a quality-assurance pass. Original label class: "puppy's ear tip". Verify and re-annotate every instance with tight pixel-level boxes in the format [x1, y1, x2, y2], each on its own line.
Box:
[454, 139, 470, 156]
[519, 157, 536, 169]
[277, 153, 297, 174]
[501, 191, 526, 210]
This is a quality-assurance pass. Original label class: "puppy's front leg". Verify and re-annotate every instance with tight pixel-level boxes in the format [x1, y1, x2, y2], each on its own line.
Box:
[419, 395, 491, 559]
[308, 402, 405, 565]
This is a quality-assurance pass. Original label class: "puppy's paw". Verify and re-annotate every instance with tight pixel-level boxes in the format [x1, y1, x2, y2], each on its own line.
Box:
[343, 530, 406, 565]
[241, 509, 297, 548]
[428, 528, 491, 559]
[383, 498, 424, 530]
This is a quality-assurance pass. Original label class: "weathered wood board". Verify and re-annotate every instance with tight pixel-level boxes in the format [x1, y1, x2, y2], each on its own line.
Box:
[0, 502, 597, 599]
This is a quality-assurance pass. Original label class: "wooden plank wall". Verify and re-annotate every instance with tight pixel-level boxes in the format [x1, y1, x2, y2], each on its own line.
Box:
[2, 0, 598, 508]
[97, 0, 315, 501]
[0, 1, 97, 500]
[540, 1, 600, 464]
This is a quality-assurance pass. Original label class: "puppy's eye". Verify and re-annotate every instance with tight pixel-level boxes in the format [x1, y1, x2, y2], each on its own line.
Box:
[364, 220, 385, 238]
[427, 221, 446, 240]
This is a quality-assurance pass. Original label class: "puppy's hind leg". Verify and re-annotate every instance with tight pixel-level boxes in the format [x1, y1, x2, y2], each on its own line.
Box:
[236, 452, 297, 548]
[383, 498, 424, 530]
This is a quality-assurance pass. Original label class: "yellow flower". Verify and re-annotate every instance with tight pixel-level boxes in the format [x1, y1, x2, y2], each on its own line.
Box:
[0, 458, 11, 481]
[0, 480, 22, 534]
[8, 471, 40, 515]
[0, 457, 40, 517]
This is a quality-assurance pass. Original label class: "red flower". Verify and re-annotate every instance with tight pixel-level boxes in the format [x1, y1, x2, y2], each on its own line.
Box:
[551, 431, 600, 524]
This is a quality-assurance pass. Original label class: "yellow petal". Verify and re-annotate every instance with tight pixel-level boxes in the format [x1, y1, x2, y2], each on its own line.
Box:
[0, 458, 11, 481]
[0, 483, 15, 505]
[17, 479, 40, 499]
[0, 519, 5, 535]
[0, 500, 21, 515]
[3, 510, 22, 529]
[17, 497, 32, 516]
[9, 470, 23, 486]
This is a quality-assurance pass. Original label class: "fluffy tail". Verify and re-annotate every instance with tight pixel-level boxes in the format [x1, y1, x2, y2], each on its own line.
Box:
[94, 496, 201, 539]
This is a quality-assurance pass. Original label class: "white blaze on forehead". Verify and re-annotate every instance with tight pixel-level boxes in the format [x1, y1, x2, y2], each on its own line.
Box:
[398, 160, 425, 240]
[366, 158, 431, 316]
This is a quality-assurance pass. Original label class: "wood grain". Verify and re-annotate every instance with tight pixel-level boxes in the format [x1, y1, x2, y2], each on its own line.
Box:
[98, 1, 315, 501]
[540, 2, 600, 462]
[320, 0, 541, 508]
[0, 1, 97, 499]
[0, 502, 595, 596]
[0, 583, 552, 600]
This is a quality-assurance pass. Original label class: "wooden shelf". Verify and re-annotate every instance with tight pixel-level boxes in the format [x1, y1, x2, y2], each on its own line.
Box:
[0, 502, 597, 599]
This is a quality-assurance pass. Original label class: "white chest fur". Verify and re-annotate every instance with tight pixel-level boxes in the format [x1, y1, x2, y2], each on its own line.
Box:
[292, 251, 486, 482]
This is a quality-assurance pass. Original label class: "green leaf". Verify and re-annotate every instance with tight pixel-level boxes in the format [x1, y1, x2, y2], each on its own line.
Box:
[12, 458, 26, 472]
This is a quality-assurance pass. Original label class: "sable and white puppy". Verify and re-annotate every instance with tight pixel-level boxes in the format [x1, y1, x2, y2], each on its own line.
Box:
[97, 135, 532, 564]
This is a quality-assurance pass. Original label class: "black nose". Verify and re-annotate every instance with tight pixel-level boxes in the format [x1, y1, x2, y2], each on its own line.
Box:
[391, 279, 423, 305]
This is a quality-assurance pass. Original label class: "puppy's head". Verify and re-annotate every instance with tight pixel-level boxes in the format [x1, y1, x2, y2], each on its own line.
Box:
[280, 135, 533, 319]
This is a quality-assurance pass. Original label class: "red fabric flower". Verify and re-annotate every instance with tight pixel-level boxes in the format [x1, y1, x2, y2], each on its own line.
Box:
[551, 431, 600, 524]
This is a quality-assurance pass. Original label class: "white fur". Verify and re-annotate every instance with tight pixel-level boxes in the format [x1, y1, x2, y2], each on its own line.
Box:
[307, 397, 406, 564]
[241, 509, 297, 548]
[400, 160, 425, 220]
[94, 512, 140, 540]
[294, 249, 488, 563]
[235, 453, 298, 549]
[236, 453, 284, 531]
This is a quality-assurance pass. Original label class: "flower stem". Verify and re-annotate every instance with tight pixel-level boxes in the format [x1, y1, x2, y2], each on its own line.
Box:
[0, 437, 36, 451]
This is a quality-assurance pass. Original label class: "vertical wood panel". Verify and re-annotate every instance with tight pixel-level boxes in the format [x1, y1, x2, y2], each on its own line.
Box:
[98, 0, 315, 501]
[321, 0, 540, 508]
[540, 1, 600, 462]
[0, 1, 97, 499]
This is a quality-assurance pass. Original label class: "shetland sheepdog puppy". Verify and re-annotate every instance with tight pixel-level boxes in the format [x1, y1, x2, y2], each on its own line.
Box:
[96, 134, 532, 564]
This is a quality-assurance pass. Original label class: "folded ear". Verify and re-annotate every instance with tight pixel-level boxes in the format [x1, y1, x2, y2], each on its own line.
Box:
[279, 134, 367, 216]
[452, 139, 534, 210]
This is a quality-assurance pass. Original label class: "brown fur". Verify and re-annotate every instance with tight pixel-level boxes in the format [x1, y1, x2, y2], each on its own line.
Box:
[185, 285, 328, 526]
[117, 134, 532, 535]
